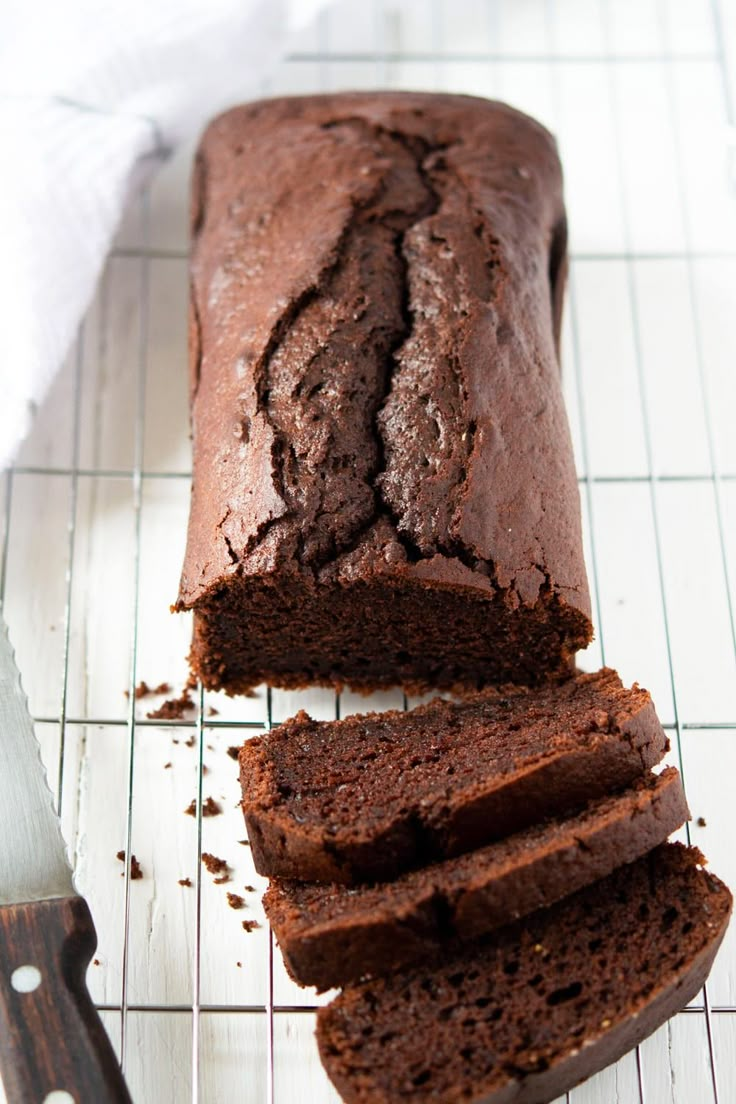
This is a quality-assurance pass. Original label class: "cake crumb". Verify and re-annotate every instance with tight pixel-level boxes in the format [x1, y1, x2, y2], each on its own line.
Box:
[236, 961, 242, 967]
[202, 796, 222, 817]
[93, 958, 101, 966]
[227, 746, 240, 761]
[178, 877, 192, 887]
[244, 885, 256, 893]
[202, 853, 228, 876]
[185, 735, 196, 748]
[163, 762, 172, 770]
[116, 850, 142, 879]
[242, 919, 260, 933]
[227, 893, 246, 910]
[183, 800, 196, 816]
[208, 707, 219, 717]
[238, 839, 250, 847]
[697, 816, 707, 827]
[126, 680, 172, 700]
[214, 874, 230, 885]
[147, 689, 195, 720]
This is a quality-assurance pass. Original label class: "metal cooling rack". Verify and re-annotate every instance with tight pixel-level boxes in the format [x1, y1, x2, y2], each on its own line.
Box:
[2, 1, 735, 1101]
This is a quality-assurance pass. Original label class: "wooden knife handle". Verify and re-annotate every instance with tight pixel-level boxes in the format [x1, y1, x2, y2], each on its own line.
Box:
[0, 896, 132, 1103]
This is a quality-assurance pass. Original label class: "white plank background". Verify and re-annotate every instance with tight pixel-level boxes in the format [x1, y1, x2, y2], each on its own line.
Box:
[2, 0, 736, 1101]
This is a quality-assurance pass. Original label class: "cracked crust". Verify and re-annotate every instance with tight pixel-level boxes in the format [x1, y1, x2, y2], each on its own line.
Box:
[177, 92, 593, 693]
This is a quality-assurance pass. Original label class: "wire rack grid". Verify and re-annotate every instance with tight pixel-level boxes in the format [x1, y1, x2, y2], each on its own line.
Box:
[2, 1, 736, 1101]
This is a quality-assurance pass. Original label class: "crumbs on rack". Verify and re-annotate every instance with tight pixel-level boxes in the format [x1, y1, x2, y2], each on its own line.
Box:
[116, 849, 143, 879]
[202, 853, 228, 876]
[147, 689, 195, 720]
[125, 680, 172, 700]
[184, 797, 222, 817]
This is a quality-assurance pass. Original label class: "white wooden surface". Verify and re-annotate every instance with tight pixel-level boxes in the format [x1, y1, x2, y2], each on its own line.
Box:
[2, 1, 736, 1101]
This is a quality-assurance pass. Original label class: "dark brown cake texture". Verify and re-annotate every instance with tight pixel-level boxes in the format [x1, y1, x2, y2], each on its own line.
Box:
[176, 91, 593, 695]
[316, 844, 732, 1104]
[239, 669, 667, 884]
[265, 767, 688, 991]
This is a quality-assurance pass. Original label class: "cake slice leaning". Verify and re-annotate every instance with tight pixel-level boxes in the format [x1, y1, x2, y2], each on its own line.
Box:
[316, 843, 732, 1104]
[265, 766, 688, 991]
[240, 668, 667, 883]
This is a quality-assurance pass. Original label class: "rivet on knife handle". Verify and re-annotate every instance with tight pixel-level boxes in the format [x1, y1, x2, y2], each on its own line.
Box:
[0, 896, 133, 1103]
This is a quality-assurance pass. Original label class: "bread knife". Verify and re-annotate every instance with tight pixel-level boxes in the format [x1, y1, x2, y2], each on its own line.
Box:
[0, 614, 133, 1103]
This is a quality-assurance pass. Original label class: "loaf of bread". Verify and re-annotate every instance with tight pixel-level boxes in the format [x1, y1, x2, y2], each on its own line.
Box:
[316, 844, 732, 1104]
[239, 669, 667, 884]
[264, 767, 688, 990]
[176, 91, 593, 694]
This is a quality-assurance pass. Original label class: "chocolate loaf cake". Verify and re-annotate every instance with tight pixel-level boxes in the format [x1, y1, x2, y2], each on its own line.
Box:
[240, 669, 667, 883]
[265, 767, 688, 990]
[317, 844, 732, 1104]
[176, 91, 593, 694]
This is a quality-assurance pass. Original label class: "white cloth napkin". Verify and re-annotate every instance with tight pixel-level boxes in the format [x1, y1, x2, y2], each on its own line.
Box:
[0, 0, 329, 469]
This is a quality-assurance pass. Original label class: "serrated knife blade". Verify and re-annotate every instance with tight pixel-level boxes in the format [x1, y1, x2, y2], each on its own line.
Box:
[0, 616, 74, 906]
[0, 612, 132, 1103]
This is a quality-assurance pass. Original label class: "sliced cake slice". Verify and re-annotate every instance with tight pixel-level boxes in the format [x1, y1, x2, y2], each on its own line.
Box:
[240, 668, 667, 883]
[266, 767, 688, 990]
[317, 843, 732, 1104]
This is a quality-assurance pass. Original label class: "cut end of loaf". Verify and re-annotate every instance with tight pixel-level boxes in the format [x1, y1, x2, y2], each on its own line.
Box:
[185, 569, 592, 697]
